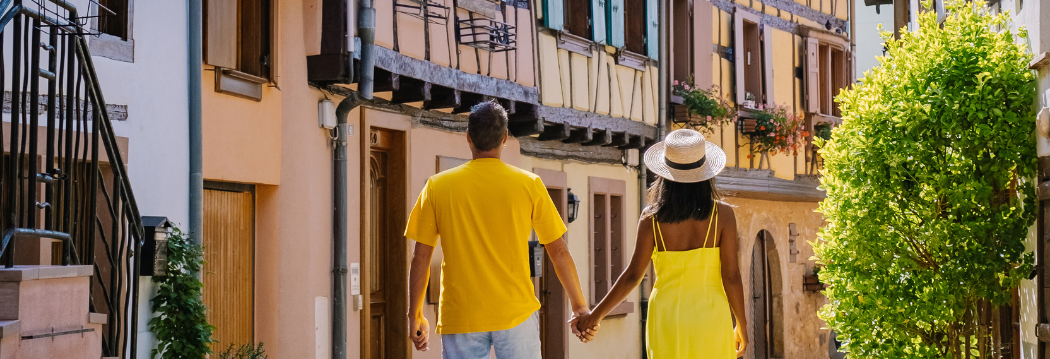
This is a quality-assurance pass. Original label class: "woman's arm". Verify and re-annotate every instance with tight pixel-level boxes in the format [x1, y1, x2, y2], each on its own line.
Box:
[576, 216, 656, 331]
[718, 204, 748, 357]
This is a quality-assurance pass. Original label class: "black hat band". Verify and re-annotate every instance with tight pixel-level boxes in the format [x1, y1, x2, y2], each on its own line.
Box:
[665, 156, 706, 170]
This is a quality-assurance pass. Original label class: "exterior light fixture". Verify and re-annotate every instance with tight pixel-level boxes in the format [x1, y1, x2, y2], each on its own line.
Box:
[567, 188, 580, 223]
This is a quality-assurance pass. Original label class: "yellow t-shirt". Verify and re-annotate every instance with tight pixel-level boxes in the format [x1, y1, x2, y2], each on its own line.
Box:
[404, 158, 567, 334]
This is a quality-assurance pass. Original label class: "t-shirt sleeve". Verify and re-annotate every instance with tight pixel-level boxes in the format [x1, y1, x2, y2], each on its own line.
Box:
[532, 177, 568, 244]
[405, 179, 439, 247]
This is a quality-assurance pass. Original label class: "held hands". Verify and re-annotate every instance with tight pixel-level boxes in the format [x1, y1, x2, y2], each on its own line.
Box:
[409, 314, 431, 351]
[568, 309, 601, 343]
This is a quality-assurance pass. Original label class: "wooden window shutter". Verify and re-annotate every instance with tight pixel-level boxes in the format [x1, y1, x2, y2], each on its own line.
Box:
[591, 0, 607, 44]
[645, 0, 658, 59]
[607, 0, 625, 47]
[205, 0, 237, 68]
[805, 37, 820, 112]
[693, 0, 713, 89]
[733, 8, 745, 103]
[270, 0, 279, 86]
[545, 0, 565, 30]
[762, 27, 774, 105]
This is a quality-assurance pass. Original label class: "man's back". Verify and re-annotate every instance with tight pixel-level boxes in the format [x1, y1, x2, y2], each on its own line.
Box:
[405, 158, 566, 334]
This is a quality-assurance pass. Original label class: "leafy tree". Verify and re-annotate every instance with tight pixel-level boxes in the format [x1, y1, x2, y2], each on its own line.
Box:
[814, 1, 1036, 357]
[149, 227, 215, 359]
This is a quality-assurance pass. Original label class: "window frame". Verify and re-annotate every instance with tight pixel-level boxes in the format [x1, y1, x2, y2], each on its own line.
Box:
[588, 176, 634, 316]
[204, 0, 279, 101]
[89, 0, 134, 63]
[803, 26, 853, 118]
[733, 8, 773, 106]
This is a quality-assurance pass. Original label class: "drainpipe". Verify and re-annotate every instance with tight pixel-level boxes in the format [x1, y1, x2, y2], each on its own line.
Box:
[188, 0, 203, 248]
[332, 1, 376, 358]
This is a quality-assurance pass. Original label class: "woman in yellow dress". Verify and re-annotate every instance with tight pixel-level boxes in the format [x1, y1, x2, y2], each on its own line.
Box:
[573, 129, 748, 358]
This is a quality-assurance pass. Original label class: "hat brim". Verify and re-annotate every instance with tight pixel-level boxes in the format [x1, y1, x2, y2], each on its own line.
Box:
[643, 141, 727, 183]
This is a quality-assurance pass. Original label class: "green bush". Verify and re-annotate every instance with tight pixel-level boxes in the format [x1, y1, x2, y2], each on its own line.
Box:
[814, 0, 1036, 357]
[148, 227, 215, 359]
[217, 343, 267, 359]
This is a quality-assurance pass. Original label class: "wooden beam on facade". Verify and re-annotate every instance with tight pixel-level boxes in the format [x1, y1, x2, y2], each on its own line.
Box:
[390, 78, 432, 104]
[519, 136, 625, 165]
[424, 86, 461, 110]
[538, 122, 571, 141]
[583, 128, 613, 146]
[535, 105, 657, 139]
[617, 135, 644, 149]
[453, 92, 485, 114]
[602, 132, 629, 147]
[373, 68, 400, 93]
[563, 127, 593, 144]
[509, 117, 544, 137]
[374, 46, 539, 104]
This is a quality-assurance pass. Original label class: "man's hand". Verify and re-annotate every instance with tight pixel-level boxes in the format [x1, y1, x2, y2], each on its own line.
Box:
[409, 314, 431, 351]
[568, 309, 598, 343]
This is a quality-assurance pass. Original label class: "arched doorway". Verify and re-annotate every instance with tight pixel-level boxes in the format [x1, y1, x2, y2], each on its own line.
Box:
[751, 230, 784, 359]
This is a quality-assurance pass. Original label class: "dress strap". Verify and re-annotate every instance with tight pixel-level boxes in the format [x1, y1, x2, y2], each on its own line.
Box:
[653, 218, 667, 252]
[702, 203, 719, 248]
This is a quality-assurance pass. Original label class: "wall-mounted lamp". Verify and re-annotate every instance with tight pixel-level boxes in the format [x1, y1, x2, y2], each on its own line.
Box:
[567, 188, 580, 223]
[140, 216, 171, 277]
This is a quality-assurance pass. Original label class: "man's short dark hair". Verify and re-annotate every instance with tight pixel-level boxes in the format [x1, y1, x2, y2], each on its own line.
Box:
[467, 101, 508, 151]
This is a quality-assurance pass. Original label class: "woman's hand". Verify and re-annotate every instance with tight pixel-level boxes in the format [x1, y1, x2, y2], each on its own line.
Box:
[568, 310, 600, 343]
[734, 324, 748, 358]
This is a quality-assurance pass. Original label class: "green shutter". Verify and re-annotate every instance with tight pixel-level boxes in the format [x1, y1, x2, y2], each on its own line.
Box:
[545, 0, 564, 30]
[606, 0, 624, 47]
[646, 0, 658, 59]
[592, 0, 607, 44]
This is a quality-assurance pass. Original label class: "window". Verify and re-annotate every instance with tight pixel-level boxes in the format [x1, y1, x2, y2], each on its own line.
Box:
[671, 0, 691, 83]
[733, 8, 773, 105]
[564, 0, 592, 39]
[623, 0, 646, 55]
[589, 177, 626, 303]
[205, 0, 277, 100]
[805, 32, 852, 117]
[90, 0, 134, 62]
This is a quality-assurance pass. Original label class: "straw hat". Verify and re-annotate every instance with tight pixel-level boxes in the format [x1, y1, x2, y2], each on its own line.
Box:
[644, 129, 726, 183]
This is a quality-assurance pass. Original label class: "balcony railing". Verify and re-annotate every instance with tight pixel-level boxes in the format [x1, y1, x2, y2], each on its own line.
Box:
[0, 0, 143, 357]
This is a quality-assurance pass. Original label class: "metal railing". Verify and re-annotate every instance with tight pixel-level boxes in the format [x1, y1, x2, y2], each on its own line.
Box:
[0, 0, 143, 357]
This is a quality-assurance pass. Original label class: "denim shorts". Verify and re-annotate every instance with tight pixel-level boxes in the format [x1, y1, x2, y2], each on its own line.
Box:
[441, 312, 542, 359]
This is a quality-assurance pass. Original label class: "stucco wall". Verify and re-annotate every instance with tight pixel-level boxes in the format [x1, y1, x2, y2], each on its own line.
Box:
[725, 197, 830, 359]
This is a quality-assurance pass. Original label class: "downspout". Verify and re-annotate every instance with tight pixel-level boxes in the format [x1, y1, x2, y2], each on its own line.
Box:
[188, 0, 203, 247]
[641, 0, 670, 356]
[333, 0, 375, 358]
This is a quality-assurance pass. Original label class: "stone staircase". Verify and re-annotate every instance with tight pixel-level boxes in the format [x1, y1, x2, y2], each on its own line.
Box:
[0, 265, 107, 359]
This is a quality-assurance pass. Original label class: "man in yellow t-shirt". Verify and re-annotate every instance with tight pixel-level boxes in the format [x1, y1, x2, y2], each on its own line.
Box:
[405, 101, 592, 358]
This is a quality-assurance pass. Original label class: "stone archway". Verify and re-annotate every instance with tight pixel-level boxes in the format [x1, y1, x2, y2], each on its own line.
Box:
[751, 230, 785, 359]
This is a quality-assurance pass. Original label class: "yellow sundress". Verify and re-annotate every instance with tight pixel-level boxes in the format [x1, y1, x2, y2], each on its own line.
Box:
[647, 204, 735, 359]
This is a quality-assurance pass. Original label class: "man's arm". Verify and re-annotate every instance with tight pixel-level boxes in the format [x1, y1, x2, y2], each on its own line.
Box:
[543, 238, 592, 337]
[408, 242, 435, 351]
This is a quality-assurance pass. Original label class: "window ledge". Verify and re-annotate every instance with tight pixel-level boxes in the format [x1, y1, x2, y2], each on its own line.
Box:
[615, 50, 651, 71]
[214, 68, 267, 101]
[811, 113, 842, 125]
[593, 301, 635, 318]
[556, 31, 596, 57]
[88, 33, 134, 63]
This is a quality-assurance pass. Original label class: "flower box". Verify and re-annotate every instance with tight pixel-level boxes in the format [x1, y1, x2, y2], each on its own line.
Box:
[803, 274, 827, 292]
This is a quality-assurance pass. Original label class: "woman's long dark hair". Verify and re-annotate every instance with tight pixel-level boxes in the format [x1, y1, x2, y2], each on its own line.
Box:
[642, 177, 721, 223]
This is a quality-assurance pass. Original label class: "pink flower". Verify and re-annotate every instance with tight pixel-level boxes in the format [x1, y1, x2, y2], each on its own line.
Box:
[674, 80, 680, 85]
[768, 133, 776, 137]
[684, 84, 690, 90]
[706, 115, 712, 121]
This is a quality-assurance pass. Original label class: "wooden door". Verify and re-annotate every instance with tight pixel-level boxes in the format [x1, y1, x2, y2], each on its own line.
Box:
[539, 188, 568, 359]
[203, 184, 255, 350]
[367, 129, 408, 359]
[751, 234, 769, 359]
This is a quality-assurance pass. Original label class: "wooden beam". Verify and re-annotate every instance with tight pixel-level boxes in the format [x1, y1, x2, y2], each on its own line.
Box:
[563, 127, 593, 144]
[373, 68, 400, 93]
[453, 92, 485, 114]
[535, 105, 657, 139]
[519, 136, 625, 165]
[509, 117, 544, 137]
[583, 128, 613, 146]
[602, 132, 629, 147]
[538, 122, 571, 141]
[618, 135, 644, 150]
[374, 46, 539, 104]
[424, 86, 461, 110]
[390, 78, 432, 104]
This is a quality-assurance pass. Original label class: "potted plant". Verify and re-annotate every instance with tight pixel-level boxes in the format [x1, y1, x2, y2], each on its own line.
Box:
[743, 92, 757, 109]
[804, 266, 827, 292]
[672, 77, 737, 134]
[745, 104, 807, 158]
